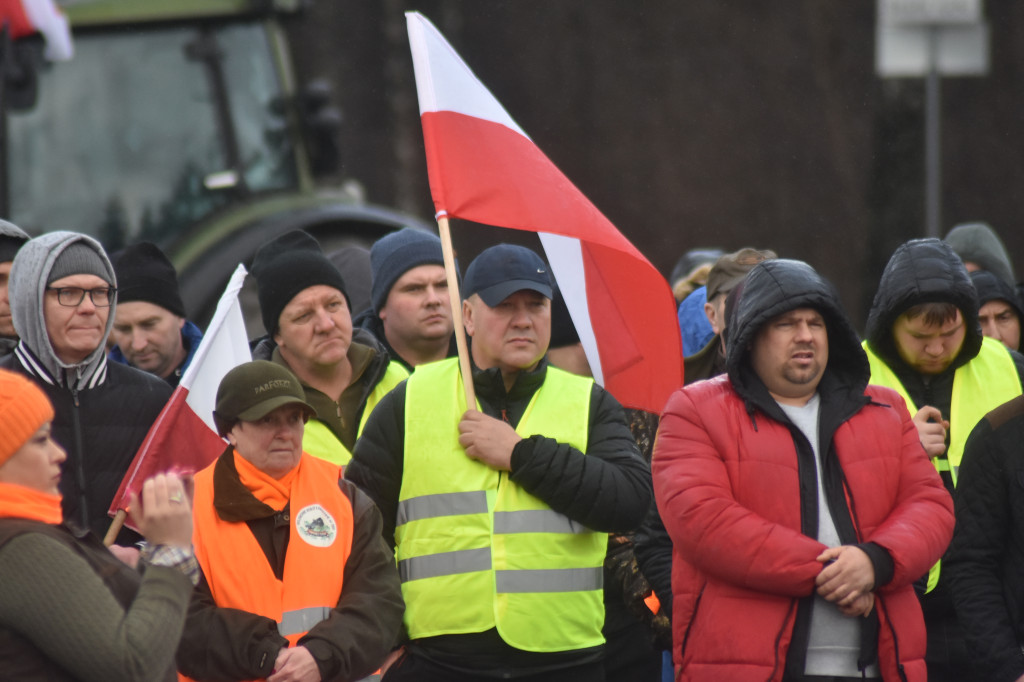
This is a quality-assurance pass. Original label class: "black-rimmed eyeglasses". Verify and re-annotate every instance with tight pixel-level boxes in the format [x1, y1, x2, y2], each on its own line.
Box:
[46, 286, 117, 307]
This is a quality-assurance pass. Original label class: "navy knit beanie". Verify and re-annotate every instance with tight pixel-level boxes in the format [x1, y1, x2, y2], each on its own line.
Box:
[251, 231, 349, 336]
[110, 242, 186, 317]
[370, 228, 445, 314]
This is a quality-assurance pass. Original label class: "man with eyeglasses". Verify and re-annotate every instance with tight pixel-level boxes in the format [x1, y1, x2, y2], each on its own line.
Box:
[0, 232, 171, 545]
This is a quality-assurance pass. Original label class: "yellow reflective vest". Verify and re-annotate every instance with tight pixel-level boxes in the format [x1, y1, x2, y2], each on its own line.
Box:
[304, 360, 408, 466]
[396, 358, 606, 652]
[863, 337, 1021, 485]
[863, 336, 1021, 592]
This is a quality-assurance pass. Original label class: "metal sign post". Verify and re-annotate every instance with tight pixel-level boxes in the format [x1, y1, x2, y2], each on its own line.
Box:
[876, 0, 989, 237]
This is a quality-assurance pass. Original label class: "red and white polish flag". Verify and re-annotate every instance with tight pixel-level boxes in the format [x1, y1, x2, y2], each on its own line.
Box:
[406, 11, 683, 414]
[109, 264, 251, 525]
[0, 0, 73, 61]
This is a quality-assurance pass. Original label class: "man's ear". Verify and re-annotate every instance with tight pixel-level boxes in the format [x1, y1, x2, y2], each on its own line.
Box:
[705, 301, 721, 335]
[462, 298, 475, 337]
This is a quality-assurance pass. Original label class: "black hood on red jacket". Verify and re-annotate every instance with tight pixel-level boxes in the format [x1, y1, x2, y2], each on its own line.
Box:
[864, 238, 982, 372]
[725, 259, 869, 405]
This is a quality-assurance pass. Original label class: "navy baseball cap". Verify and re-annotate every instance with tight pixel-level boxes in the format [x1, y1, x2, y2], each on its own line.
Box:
[462, 244, 553, 306]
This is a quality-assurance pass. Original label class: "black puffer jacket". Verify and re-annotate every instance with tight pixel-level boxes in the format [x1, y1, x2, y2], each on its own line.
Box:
[864, 237, 1024, 656]
[945, 395, 1024, 682]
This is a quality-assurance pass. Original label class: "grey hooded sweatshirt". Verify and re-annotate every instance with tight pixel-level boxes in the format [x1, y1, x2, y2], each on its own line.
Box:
[0, 218, 29, 355]
[0, 232, 171, 542]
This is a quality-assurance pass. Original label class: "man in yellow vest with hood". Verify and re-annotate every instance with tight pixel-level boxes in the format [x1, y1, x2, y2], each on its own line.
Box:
[863, 236, 1024, 682]
[346, 243, 652, 682]
[250, 230, 408, 468]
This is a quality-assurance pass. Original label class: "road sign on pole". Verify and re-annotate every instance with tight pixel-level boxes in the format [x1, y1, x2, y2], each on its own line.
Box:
[876, 0, 988, 238]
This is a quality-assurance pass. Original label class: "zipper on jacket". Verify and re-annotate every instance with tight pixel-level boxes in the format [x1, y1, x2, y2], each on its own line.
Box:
[678, 583, 705, 662]
[767, 598, 799, 682]
[69, 382, 88, 531]
[875, 596, 908, 682]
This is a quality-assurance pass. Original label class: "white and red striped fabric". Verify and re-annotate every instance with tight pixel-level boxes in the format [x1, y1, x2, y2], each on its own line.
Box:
[406, 11, 682, 414]
[0, 0, 72, 61]
[109, 264, 251, 525]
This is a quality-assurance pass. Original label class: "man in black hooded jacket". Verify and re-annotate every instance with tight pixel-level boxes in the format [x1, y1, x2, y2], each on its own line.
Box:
[863, 237, 1024, 681]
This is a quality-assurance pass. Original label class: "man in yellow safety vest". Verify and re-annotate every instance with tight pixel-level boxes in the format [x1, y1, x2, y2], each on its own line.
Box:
[862, 237, 1024, 682]
[346, 243, 652, 682]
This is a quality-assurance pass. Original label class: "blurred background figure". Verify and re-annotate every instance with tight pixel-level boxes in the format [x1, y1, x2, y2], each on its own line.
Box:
[671, 247, 723, 357]
[328, 246, 374, 319]
[684, 247, 776, 382]
[0, 220, 29, 358]
[970, 270, 1023, 352]
[670, 248, 723, 304]
[944, 221, 1016, 289]
[0, 368, 195, 681]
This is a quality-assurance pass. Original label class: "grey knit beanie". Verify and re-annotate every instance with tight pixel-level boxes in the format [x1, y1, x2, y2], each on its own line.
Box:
[370, 228, 445, 313]
[47, 242, 115, 285]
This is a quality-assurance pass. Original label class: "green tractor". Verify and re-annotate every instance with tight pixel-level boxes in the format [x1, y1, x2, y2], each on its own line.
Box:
[3, 0, 430, 332]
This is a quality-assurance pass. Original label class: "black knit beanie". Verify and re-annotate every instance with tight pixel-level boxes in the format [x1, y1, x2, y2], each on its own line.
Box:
[251, 230, 349, 336]
[47, 242, 113, 286]
[370, 228, 445, 314]
[110, 242, 186, 317]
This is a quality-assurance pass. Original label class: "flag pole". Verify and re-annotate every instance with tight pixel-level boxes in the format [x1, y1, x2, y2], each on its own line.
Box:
[437, 216, 476, 408]
[104, 509, 127, 547]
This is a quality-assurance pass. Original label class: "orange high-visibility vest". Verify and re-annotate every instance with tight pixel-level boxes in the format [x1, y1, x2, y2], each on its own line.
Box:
[186, 451, 354, 681]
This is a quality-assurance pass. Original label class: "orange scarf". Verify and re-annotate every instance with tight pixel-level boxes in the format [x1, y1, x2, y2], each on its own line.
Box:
[234, 451, 297, 510]
[0, 481, 62, 524]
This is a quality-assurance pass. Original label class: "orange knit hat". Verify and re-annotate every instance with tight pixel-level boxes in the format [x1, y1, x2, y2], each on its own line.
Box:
[0, 369, 54, 467]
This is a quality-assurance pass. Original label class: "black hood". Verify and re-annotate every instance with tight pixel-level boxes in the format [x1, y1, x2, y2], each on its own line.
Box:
[864, 238, 982, 371]
[726, 259, 869, 404]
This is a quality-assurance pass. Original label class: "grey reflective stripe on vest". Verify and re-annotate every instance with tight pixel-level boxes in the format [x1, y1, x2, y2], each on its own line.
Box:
[496, 567, 604, 593]
[397, 491, 488, 526]
[399, 547, 492, 582]
[278, 606, 331, 636]
[493, 509, 591, 534]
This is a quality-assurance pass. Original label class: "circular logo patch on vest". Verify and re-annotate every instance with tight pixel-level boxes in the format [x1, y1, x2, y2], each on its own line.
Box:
[295, 504, 337, 547]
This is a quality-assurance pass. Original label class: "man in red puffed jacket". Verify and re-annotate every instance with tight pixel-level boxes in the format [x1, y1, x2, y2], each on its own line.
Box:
[653, 259, 954, 682]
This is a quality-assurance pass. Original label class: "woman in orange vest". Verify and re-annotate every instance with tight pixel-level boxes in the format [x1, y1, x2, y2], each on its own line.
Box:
[0, 368, 196, 680]
[176, 361, 403, 682]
